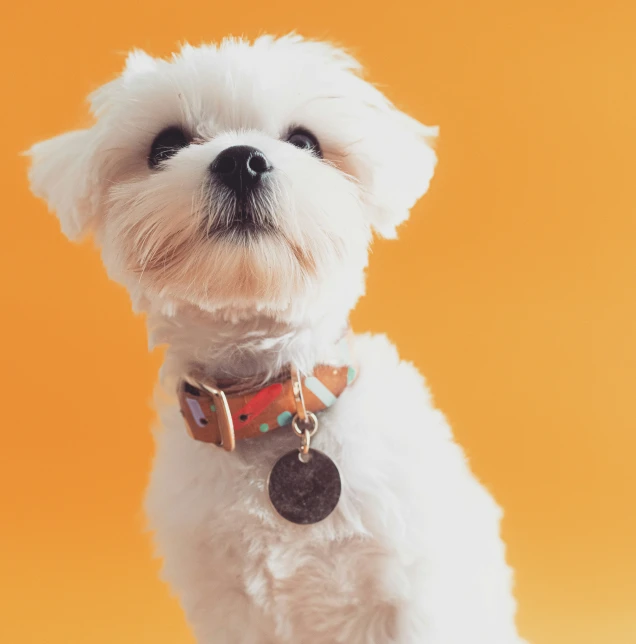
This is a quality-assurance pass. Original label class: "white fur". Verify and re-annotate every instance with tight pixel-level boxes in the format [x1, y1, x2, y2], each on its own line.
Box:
[27, 35, 526, 643]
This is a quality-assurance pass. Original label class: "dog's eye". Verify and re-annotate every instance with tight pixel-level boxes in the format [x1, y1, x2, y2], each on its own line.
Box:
[148, 127, 190, 169]
[286, 128, 322, 158]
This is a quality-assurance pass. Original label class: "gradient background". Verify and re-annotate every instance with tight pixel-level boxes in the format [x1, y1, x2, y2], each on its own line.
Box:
[3, 1, 636, 642]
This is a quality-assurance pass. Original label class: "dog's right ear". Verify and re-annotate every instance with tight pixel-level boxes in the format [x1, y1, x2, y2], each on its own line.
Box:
[25, 50, 157, 242]
[26, 128, 101, 241]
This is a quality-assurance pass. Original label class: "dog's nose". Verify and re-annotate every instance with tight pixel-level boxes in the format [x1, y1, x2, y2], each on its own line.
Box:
[210, 146, 271, 194]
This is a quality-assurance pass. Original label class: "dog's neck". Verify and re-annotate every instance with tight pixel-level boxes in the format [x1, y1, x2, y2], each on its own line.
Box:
[149, 300, 350, 385]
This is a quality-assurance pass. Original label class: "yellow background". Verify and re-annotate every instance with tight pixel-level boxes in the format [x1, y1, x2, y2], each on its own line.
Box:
[3, 1, 636, 642]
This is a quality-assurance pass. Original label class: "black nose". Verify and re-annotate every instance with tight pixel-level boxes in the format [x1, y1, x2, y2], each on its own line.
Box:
[210, 145, 271, 194]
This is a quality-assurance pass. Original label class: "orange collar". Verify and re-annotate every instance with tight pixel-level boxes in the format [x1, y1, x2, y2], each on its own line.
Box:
[178, 336, 357, 451]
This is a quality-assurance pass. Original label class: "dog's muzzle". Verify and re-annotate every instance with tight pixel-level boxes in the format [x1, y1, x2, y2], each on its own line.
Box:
[208, 145, 274, 235]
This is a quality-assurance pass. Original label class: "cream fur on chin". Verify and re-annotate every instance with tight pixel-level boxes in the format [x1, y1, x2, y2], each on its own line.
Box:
[27, 34, 527, 644]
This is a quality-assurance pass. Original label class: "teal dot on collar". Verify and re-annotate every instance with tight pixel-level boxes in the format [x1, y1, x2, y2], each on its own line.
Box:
[277, 411, 293, 427]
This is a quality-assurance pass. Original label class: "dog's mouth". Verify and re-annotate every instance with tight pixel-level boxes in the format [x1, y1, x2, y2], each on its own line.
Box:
[205, 203, 276, 240]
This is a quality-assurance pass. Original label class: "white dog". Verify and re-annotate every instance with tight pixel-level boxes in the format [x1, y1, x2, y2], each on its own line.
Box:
[28, 35, 526, 644]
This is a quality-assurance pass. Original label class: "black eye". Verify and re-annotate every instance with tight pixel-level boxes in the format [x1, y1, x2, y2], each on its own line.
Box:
[148, 126, 190, 169]
[286, 128, 322, 158]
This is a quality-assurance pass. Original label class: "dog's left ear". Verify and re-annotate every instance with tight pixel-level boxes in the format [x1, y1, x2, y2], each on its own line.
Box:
[355, 103, 438, 239]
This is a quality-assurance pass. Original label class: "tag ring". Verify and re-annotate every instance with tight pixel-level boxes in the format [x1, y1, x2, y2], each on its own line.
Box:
[291, 411, 319, 439]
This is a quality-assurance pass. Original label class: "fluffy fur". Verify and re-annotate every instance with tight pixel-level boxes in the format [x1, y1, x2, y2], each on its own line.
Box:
[28, 35, 526, 643]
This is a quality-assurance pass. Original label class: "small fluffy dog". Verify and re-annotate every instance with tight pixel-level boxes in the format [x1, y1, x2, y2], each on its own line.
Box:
[28, 35, 526, 644]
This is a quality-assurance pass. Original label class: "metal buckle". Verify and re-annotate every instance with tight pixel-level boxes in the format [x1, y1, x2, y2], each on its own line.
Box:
[290, 365, 320, 463]
[290, 364, 308, 423]
[183, 375, 236, 452]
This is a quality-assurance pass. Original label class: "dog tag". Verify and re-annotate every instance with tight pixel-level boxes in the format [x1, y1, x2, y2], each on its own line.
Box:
[268, 449, 341, 524]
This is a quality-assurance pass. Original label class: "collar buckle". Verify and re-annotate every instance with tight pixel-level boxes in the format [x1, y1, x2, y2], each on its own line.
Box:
[182, 376, 236, 452]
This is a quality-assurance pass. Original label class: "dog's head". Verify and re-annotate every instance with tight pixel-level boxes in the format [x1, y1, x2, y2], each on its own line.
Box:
[28, 36, 436, 321]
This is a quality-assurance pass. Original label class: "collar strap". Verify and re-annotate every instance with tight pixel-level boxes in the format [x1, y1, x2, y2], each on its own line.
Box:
[178, 338, 357, 451]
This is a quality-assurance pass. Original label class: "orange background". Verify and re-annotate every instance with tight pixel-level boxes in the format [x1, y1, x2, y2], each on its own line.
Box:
[3, 1, 636, 643]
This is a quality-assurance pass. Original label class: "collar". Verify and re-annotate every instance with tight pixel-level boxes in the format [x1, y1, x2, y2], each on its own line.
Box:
[178, 335, 357, 451]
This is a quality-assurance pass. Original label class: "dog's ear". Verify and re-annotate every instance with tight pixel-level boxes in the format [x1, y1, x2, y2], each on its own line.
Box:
[354, 103, 438, 239]
[26, 50, 157, 241]
[26, 128, 102, 241]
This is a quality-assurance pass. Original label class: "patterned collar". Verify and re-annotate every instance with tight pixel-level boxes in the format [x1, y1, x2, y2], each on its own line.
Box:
[178, 335, 357, 451]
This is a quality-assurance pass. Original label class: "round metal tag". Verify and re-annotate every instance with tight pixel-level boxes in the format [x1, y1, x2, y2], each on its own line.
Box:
[268, 449, 341, 525]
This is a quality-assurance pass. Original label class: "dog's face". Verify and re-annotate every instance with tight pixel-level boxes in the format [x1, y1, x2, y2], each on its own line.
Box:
[29, 36, 436, 321]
